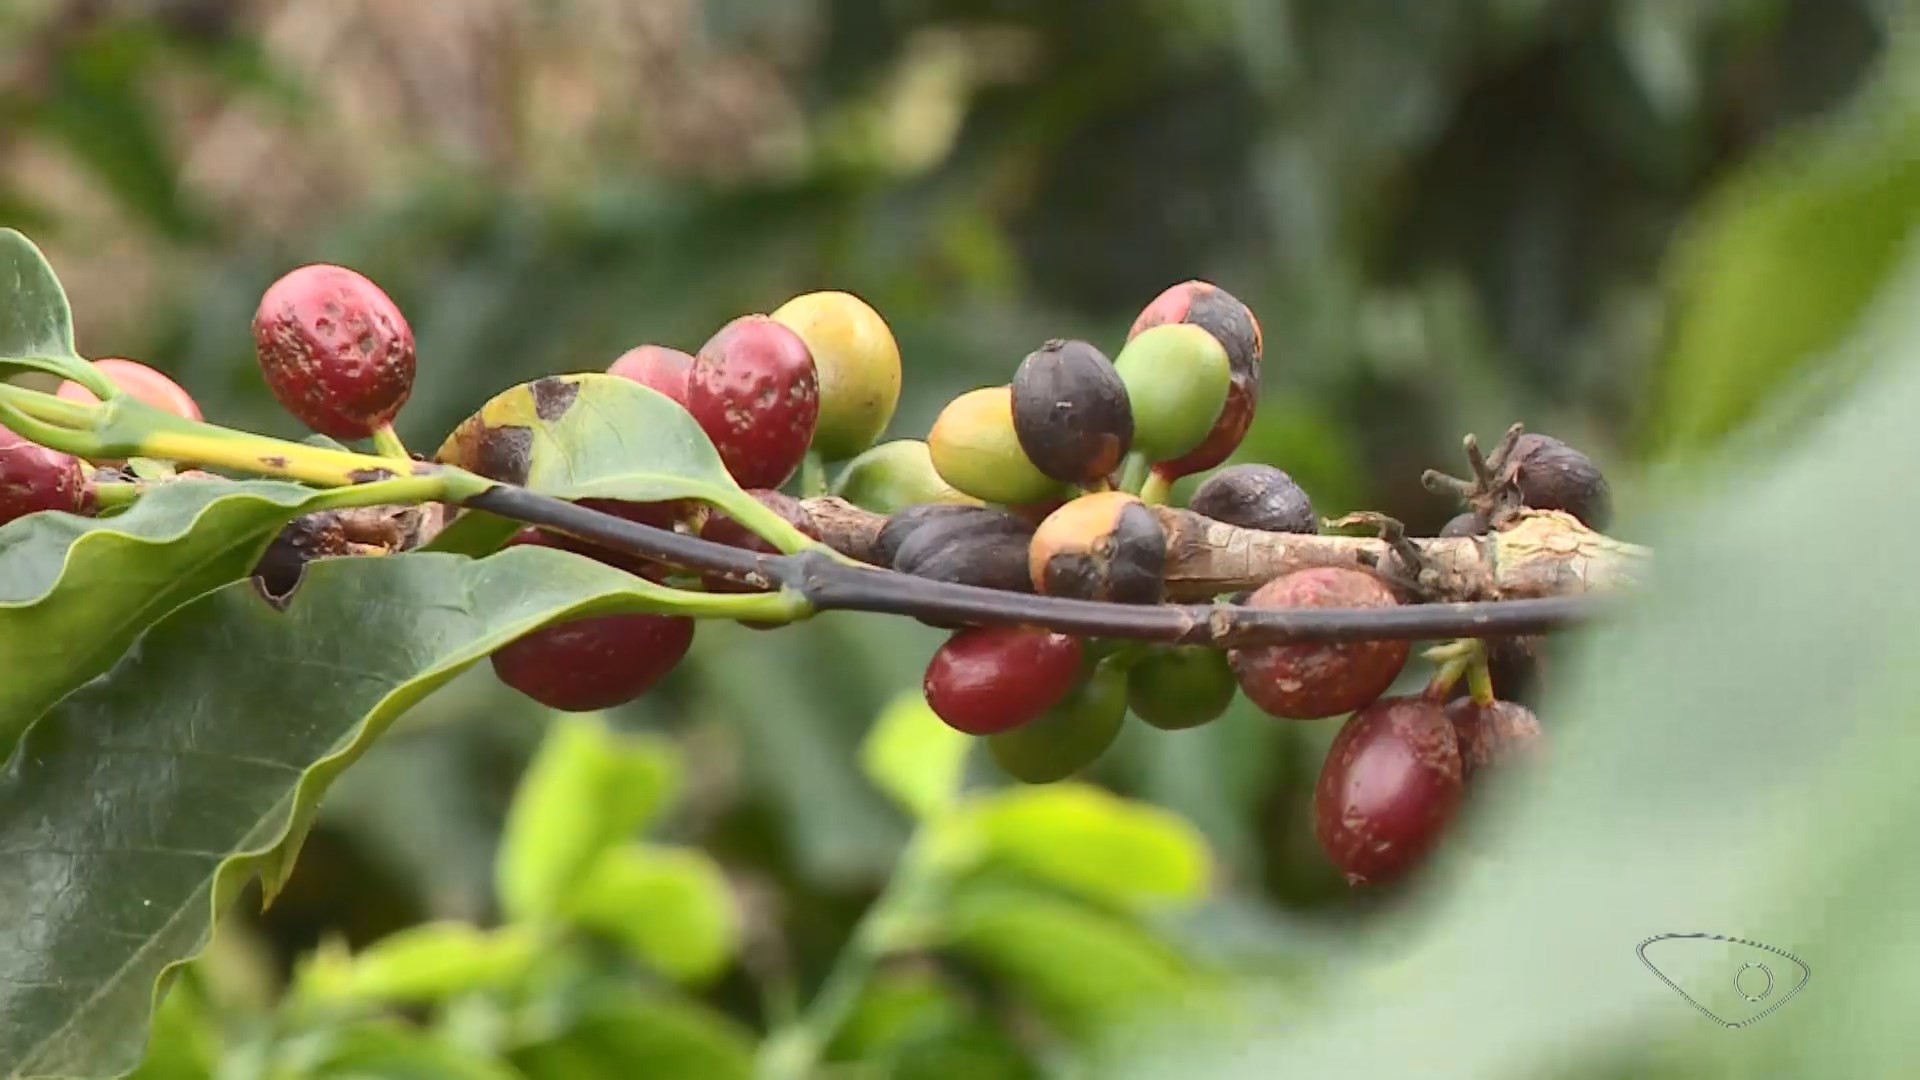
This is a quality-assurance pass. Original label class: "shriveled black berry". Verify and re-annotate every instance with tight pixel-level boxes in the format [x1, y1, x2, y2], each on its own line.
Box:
[893, 514, 1036, 594]
[1439, 511, 1486, 538]
[875, 504, 1031, 569]
[1011, 339, 1133, 485]
[1188, 464, 1316, 535]
[1507, 433, 1611, 530]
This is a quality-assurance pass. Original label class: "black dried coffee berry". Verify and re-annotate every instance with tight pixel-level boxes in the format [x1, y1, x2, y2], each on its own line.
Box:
[1188, 464, 1316, 535]
[1011, 339, 1133, 485]
[1507, 433, 1611, 530]
[1028, 492, 1167, 605]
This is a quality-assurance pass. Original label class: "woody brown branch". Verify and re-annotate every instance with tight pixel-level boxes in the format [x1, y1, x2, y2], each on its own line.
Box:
[796, 497, 1649, 603]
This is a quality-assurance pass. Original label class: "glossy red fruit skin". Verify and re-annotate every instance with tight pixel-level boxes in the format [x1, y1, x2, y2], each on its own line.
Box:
[1228, 567, 1410, 720]
[251, 264, 416, 439]
[1314, 696, 1464, 886]
[1130, 281, 1263, 479]
[924, 626, 1085, 736]
[489, 528, 695, 711]
[57, 358, 203, 421]
[607, 345, 696, 409]
[687, 315, 820, 489]
[0, 423, 87, 526]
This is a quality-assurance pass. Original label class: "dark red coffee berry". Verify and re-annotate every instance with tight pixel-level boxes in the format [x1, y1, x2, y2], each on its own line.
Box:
[686, 315, 820, 490]
[1010, 338, 1133, 485]
[543, 498, 687, 580]
[0, 422, 87, 527]
[1506, 433, 1612, 530]
[699, 490, 820, 629]
[1314, 695, 1463, 886]
[1188, 464, 1316, 535]
[491, 611, 695, 712]
[1130, 281, 1262, 478]
[488, 528, 695, 711]
[252, 264, 416, 440]
[1228, 567, 1409, 720]
[1444, 698, 1545, 781]
[607, 345, 696, 409]
[924, 625, 1085, 736]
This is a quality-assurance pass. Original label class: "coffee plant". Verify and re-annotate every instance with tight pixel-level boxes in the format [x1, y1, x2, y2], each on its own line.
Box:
[0, 226, 1649, 1077]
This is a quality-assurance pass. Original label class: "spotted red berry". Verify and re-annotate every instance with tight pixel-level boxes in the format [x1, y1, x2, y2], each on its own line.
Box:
[57, 358, 203, 421]
[489, 528, 695, 711]
[1228, 567, 1410, 720]
[1314, 695, 1463, 885]
[607, 345, 696, 409]
[686, 315, 819, 490]
[0, 422, 87, 526]
[923, 625, 1085, 736]
[252, 264, 416, 440]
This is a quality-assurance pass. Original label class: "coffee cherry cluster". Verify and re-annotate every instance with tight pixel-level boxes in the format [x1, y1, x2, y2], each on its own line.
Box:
[0, 250, 1602, 891]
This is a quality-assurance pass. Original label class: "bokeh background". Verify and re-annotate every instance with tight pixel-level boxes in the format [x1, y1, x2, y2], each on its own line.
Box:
[8, 0, 1920, 1076]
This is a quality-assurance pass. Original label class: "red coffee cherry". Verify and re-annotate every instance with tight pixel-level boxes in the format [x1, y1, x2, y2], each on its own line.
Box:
[1228, 567, 1410, 720]
[252, 264, 416, 439]
[489, 528, 695, 711]
[698, 489, 821, 612]
[607, 345, 696, 409]
[923, 625, 1085, 736]
[0, 422, 87, 527]
[1444, 698, 1546, 782]
[686, 315, 820, 490]
[57, 357, 203, 421]
[1314, 695, 1464, 886]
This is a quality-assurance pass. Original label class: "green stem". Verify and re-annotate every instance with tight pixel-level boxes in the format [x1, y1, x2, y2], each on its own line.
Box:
[88, 481, 141, 509]
[1117, 451, 1151, 495]
[757, 839, 952, 1080]
[0, 382, 98, 427]
[1467, 653, 1498, 706]
[799, 450, 830, 499]
[371, 423, 410, 461]
[1139, 469, 1174, 507]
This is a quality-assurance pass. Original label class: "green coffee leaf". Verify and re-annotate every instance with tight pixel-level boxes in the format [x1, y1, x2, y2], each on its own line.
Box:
[0, 545, 739, 1080]
[940, 884, 1206, 1041]
[0, 477, 425, 759]
[426, 372, 776, 557]
[292, 923, 544, 1008]
[0, 228, 94, 385]
[830, 968, 1033, 1080]
[1643, 96, 1920, 457]
[562, 844, 739, 985]
[859, 691, 973, 820]
[495, 715, 682, 924]
[284, 1021, 523, 1080]
[960, 784, 1211, 911]
[508, 988, 755, 1080]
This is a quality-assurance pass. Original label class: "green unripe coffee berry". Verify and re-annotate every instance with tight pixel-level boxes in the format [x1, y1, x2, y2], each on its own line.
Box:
[1127, 646, 1237, 731]
[927, 386, 1066, 506]
[987, 660, 1128, 784]
[832, 439, 981, 514]
[1111, 323, 1231, 465]
[771, 290, 903, 462]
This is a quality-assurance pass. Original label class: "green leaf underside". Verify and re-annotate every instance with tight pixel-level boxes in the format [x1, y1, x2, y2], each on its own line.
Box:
[859, 692, 973, 821]
[0, 546, 716, 1079]
[0, 479, 359, 759]
[508, 988, 756, 1080]
[427, 373, 748, 557]
[0, 228, 83, 373]
[941, 886, 1203, 1041]
[962, 785, 1212, 912]
[495, 715, 682, 924]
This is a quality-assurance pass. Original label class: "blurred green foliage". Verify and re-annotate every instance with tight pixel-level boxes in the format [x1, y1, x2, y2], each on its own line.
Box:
[8, 0, 1920, 1075]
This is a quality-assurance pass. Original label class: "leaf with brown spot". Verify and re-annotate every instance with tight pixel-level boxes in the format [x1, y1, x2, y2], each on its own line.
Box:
[428, 374, 754, 558]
